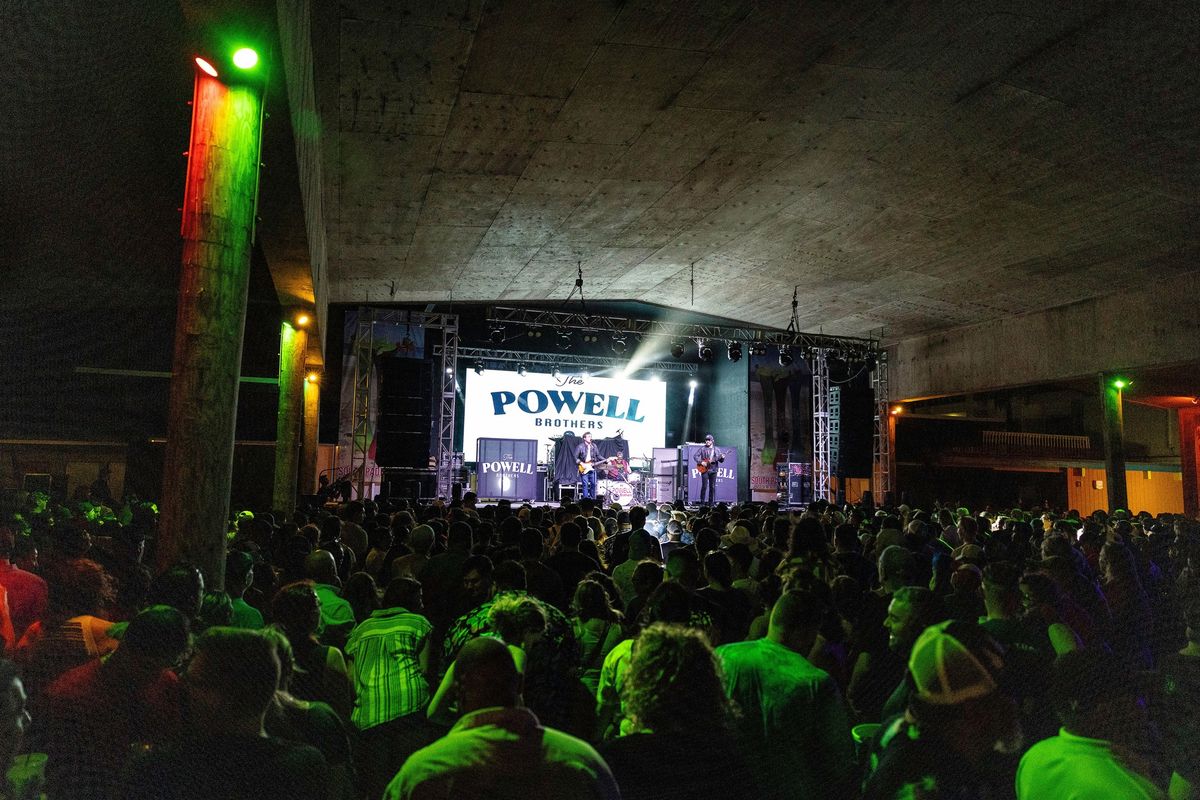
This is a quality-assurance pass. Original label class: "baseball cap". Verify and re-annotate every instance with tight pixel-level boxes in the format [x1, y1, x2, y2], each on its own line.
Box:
[908, 620, 1004, 705]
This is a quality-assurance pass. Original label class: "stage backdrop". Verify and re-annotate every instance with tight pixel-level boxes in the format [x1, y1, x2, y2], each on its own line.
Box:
[462, 369, 666, 462]
[337, 309, 427, 495]
[749, 352, 812, 502]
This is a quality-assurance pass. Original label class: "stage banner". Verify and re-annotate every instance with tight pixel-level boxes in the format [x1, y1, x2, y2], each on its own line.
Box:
[749, 352, 813, 502]
[475, 438, 539, 500]
[336, 309, 426, 496]
[462, 369, 666, 462]
[682, 444, 738, 504]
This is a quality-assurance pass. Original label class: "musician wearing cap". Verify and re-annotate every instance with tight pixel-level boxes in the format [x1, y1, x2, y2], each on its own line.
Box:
[694, 433, 725, 506]
[576, 432, 600, 500]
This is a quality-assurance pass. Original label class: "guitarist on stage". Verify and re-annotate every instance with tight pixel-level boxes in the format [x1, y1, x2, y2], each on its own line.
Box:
[694, 433, 725, 506]
[576, 431, 601, 500]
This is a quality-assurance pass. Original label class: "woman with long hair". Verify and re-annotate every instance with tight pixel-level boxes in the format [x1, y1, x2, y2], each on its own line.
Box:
[270, 580, 354, 722]
[572, 579, 625, 694]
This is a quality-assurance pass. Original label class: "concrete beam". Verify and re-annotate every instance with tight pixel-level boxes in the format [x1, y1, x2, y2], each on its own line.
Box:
[891, 269, 1200, 400]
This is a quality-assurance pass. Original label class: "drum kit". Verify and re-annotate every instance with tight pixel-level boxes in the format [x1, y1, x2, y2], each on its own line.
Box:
[597, 456, 647, 506]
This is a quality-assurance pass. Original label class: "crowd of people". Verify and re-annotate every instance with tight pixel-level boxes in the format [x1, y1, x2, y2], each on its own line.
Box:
[1, 487, 1198, 799]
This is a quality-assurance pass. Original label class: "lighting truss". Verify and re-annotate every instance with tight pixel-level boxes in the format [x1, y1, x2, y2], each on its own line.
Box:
[444, 346, 698, 376]
[487, 306, 878, 357]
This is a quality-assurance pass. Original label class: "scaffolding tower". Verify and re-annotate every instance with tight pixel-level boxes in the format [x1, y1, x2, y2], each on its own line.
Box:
[872, 350, 892, 505]
[348, 309, 459, 502]
[812, 348, 833, 503]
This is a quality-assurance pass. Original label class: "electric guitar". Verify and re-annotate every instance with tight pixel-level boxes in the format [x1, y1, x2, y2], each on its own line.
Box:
[695, 450, 726, 474]
[578, 456, 620, 475]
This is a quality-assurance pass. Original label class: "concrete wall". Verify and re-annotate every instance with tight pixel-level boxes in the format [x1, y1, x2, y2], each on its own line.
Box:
[891, 270, 1200, 400]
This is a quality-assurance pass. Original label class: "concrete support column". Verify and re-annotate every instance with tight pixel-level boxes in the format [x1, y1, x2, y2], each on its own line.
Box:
[1179, 407, 1200, 519]
[159, 72, 264, 588]
[272, 322, 307, 515]
[1099, 374, 1129, 513]
[300, 371, 320, 496]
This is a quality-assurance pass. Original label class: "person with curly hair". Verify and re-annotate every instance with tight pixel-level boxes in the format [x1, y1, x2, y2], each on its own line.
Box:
[600, 623, 757, 799]
[15, 557, 119, 700]
[427, 594, 547, 721]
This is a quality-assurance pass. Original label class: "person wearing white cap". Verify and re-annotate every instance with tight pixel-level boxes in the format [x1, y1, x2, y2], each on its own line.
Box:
[863, 620, 1021, 800]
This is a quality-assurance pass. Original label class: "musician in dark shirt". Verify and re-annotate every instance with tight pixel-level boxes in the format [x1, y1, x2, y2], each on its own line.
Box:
[576, 432, 600, 500]
[694, 434, 724, 506]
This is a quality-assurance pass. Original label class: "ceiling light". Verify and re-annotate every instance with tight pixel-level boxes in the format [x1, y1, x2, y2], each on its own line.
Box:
[670, 339, 685, 360]
[474, 361, 484, 375]
[778, 346, 793, 367]
[727, 341, 742, 362]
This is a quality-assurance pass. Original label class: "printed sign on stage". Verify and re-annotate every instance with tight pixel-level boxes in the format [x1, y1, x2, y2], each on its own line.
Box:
[475, 438, 539, 500]
[681, 444, 739, 504]
[462, 370, 666, 461]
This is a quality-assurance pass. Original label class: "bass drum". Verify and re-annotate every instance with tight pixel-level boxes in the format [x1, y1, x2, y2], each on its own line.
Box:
[599, 480, 634, 506]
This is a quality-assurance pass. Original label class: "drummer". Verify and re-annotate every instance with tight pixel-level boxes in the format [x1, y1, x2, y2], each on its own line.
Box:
[606, 456, 629, 481]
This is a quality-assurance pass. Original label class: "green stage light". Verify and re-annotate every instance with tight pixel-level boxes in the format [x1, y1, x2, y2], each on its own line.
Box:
[232, 47, 259, 69]
[1113, 378, 1129, 389]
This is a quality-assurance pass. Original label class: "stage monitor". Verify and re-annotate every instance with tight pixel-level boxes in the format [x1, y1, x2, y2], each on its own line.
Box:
[462, 369, 666, 462]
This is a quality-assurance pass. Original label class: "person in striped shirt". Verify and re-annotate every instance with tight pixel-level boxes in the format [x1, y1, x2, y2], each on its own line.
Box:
[344, 577, 435, 799]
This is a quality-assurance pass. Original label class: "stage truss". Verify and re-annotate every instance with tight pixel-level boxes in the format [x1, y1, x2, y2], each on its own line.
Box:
[811, 348, 833, 503]
[871, 350, 892, 504]
[488, 306, 877, 356]
[453, 347, 698, 376]
[348, 308, 459, 501]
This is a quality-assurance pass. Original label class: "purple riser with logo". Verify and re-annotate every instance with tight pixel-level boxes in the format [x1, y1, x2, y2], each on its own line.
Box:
[476, 438, 539, 500]
[682, 444, 738, 503]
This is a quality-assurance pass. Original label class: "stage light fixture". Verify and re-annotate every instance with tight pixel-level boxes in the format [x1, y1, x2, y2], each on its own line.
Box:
[670, 339, 685, 359]
[727, 341, 743, 362]
[294, 312, 311, 328]
[488, 325, 505, 345]
[749, 341, 767, 357]
[446, 367, 453, 375]
[305, 371, 320, 384]
[611, 336, 627, 355]
[552, 366, 561, 378]
[689, 379, 698, 389]
[517, 363, 527, 376]
[474, 361, 484, 374]
[194, 56, 219, 77]
[232, 47, 259, 70]
[778, 346, 793, 367]
[557, 330, 573, 351]
[1112, 378, 1130, 389]
[697, 340, 714, 362]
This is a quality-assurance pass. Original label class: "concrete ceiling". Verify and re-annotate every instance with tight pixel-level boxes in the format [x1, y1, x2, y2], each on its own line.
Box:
[315, 0, 1199, 341]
